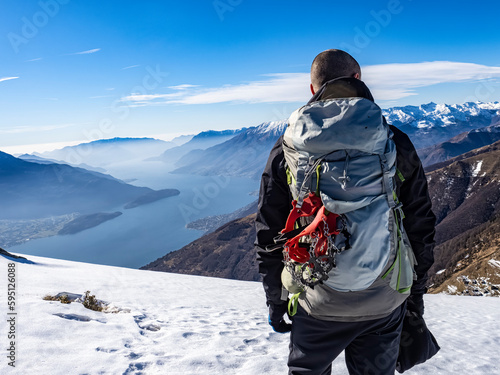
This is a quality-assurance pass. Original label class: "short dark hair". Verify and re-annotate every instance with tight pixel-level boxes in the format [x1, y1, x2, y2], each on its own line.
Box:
[311, 49, 361, 91]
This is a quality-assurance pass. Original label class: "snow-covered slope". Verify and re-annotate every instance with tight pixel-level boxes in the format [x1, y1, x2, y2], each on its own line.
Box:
[250, 120, 288, 137]
[383, 102, 500, 149]
[2, 253, 499, 375]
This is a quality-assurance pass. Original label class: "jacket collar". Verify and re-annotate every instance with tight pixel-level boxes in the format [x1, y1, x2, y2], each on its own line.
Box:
[308, 76, 374, 105]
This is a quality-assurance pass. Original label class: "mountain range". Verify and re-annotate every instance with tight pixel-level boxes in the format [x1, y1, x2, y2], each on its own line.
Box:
[172, 121, 287, 179]
[17, 154, 108, 173]
[21, 102, 500, 182]
[36, 137, 176, 169]
[0, 150, 156, 219]
[168, 102, 500, 180]
[418, 123, 500, 167]
[382, 101, 500, 149]
[154, 129, 245, 165]
[4, 100, 500, 291]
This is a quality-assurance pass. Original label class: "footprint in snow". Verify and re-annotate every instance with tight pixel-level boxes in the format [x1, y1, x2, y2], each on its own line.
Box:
[123, 361, 149, 374]
[126, 352, 142, 360]
[243, 338, 260, 346]
[145, 324, 161, 331]
[182, 331, 211, 339]
[53, 313, 91, 322]
[95, 347, 119, 353]
[133, 314, 162, 331]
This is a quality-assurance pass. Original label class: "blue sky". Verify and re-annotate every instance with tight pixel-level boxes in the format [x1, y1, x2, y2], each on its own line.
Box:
[1, 0, 500, 153]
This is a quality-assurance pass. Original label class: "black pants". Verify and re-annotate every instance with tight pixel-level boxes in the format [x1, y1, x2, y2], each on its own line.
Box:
[288, 303, 405, 375]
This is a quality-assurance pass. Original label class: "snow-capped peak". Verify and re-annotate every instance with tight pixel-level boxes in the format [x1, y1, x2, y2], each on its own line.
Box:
[252, 120, 288, 136]
[383, 101, 500, 130]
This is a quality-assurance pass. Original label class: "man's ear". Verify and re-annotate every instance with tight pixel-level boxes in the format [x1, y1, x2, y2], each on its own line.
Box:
[354, 73, 360, 79]
[310, 83, 315, 95]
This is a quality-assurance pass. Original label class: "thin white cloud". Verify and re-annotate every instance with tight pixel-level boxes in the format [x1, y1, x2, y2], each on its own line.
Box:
[121, 92, 186, 107]
[121, 73, 309, 105]
[0, 77, 19, 83]
[122, 64, 140, 70]
[26, 58, 43, 62]
[363, 61, 500, 101]
[174, 73, 308, 104]
[168, 84, 200, 90]
[70, 48, 101, 55]
[119, 61, 500, 106]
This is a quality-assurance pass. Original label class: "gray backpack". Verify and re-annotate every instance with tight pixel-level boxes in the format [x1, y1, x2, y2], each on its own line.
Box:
[279, 95, 416, 296]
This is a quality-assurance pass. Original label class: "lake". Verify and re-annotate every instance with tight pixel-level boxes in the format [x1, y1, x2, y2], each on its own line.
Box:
[11, 160, 260, 268]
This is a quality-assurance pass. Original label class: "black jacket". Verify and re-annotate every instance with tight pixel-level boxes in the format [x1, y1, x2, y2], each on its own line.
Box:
[255, 84, 436, 308]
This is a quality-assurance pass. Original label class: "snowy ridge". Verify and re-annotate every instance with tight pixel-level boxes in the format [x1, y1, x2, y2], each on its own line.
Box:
[383, 101, 500, 129]
[2, 253, 500, 374]
[470, 122, 500, 133]
[471, 160, 483, 177]
[251, 120, 288, 136]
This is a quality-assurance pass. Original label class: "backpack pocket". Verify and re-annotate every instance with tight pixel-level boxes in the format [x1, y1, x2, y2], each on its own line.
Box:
[281, 265, 305, 295]
[382, 211, 417, 294]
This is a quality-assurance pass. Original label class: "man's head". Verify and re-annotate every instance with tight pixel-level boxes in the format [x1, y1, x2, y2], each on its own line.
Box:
[310, 49, 361, 94]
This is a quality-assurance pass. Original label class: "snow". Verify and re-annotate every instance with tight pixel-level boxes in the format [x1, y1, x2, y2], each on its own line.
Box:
[476, 101, 500, 111]
[441, 116, 456, 126]
[436, 269, 446, 275]
[447, 285, 458, 294]
[254, 120, 287, 136]
[472, 160, 483, 177]
[417, 120, 432, 129]
[382, 101, 500, 129]
[435, 103, 451, 115]
[1, 253, 500, 375]
[488, 259, 500, 269]
[465, 179, 479, 199]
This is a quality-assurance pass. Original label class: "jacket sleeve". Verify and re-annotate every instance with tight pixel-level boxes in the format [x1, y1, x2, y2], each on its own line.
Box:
[254, 136, 292, 306]
[392, 126, 436, 295]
